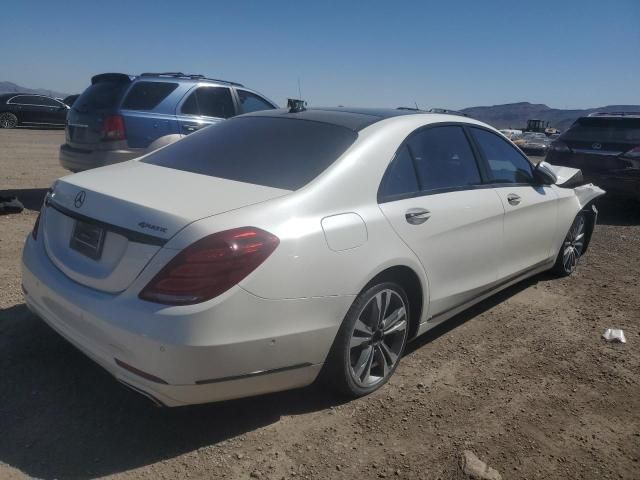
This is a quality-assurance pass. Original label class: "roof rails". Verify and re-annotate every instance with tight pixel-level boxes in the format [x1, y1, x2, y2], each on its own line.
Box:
[587, 111, 640, 117]
[139, 72, 244, 87]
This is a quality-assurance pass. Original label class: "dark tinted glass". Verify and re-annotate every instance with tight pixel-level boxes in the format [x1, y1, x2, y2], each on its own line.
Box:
[238, 90, 275, 113]
[407, 126, 481, 191]
[11, 95, 42, 105]
[379, 145, 419, 198]
[470, 127, 534, 184]
[563, 117, 640, 143]
[38, 96, 62, 107]
[74, 81, 130, 111]
[143, 117, 357, 190]
[181, 87, 234, 118]
[122, 81, 178, 110]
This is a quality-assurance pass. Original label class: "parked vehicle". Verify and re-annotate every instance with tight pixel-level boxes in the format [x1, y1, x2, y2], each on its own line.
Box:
[23, 107, 604, 406]
[62, 94, 80, 107]
[59, 72, 277, 172]
[546, 113, 640, 199]
[516, 132, 551, 156]
[0, 93, 69, 129]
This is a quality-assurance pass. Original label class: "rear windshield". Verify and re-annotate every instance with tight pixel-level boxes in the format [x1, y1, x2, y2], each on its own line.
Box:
[73, 81, 129, 112]
[563, 117, 640, 143]
[122, 81, 178, 110]
[142, 117, 358, 190]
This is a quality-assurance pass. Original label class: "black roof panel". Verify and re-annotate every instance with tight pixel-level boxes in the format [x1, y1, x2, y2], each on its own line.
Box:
[244, 107, 422, 131]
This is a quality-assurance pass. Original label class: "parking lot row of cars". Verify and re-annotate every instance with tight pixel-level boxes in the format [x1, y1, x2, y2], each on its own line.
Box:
[2, 71, 639, 200]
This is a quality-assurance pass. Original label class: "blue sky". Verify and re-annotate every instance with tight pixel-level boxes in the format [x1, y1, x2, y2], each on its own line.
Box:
[1, 0, 638, 109]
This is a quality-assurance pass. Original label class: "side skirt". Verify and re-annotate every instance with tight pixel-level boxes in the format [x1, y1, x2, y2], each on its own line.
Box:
[414, 259, 554, 338]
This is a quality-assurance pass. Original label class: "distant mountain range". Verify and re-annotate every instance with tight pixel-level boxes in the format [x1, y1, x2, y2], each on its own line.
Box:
[460, 102, 640, 131]
[0, 81, 70, 100]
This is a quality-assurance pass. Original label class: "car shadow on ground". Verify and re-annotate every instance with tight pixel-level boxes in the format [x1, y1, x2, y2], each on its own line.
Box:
[0, 274, 546, 479]
[595, 196, 640, 226]
[0, 188, 48, 212]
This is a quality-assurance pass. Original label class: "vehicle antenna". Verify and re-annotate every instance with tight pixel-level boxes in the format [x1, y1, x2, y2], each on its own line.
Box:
[297, 77, 303, 101]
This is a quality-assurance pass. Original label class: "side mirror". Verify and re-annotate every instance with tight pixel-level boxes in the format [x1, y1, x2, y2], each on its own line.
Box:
[534, 161, 557, 185]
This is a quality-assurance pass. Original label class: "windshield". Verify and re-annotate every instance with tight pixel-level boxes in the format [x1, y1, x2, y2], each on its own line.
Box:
[73, 81, 130, 112]
[563, 117, 640, 143]
[142, 116, 358, 190]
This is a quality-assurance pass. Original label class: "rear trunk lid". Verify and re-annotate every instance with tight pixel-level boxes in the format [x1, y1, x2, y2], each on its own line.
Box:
[66, 74, 131, 148]
[42, 161, 291, 293]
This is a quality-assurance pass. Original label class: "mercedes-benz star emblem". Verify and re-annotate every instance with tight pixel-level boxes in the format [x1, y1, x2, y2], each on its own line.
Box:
[592, 142, 602, 150]
[74, 191, 86, 208]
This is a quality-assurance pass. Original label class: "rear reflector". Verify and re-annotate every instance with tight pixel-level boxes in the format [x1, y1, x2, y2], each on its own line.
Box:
[139, 227, 279, 305]
[31, 210, 42, 240]
[101, 115, 126, 141]
[115, 358, 168, 384]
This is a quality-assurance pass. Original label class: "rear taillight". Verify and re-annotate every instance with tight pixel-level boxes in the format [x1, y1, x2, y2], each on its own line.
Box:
[101, 115, 126, 141]
[31, 210, 42, 240]
[621, 145, 640, 159]
[139, 227, 279, 305]
[549, 140, 571, 153]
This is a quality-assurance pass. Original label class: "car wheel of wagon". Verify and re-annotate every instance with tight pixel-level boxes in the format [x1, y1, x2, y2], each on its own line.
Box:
[0, 112, 18, 129]
[326, 282, 410, 398]
[553, 213, 586, 276]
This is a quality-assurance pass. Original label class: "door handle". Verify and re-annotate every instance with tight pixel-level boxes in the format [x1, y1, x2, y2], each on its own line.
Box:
[182, 124, 201, 133]
[405, 208, 430, 225]
[507, 193, 521, 206]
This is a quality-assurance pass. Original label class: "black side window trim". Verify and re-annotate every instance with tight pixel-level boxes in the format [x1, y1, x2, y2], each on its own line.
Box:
[377, 122, 487, 204]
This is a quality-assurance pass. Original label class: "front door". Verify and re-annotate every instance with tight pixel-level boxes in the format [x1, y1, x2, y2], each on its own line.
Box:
[468, 127, 558, 279]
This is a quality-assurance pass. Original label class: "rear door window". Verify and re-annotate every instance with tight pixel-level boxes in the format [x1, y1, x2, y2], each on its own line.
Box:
[378, 145, 419, 200]
[407, 125, 482, 192]
[237, 90, 275, 113]
[74, 81, 130, 112]
[38, 97, 64, 107]
[142, 116, 357, 190]
[181, 87, 235, 118]
[470, 127, 534, 184]
[122, 81, 178, 110]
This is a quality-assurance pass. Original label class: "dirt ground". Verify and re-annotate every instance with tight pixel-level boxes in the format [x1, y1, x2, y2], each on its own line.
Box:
[1, 128, 638, 480]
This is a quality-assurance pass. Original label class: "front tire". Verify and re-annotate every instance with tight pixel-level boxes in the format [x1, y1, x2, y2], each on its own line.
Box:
[325, 282, 410, 398]
[553, 213, 587, 276]
[0, 112, 18, 129]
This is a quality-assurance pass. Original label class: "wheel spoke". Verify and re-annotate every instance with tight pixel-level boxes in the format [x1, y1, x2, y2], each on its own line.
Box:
[375, 345, 389, 378]
[353, 345, 373, 379]
[354, 318, 373, 337]
[382, 306, 406, 332]
[350, 334, 370, 349]
[379, 340, 398, 367]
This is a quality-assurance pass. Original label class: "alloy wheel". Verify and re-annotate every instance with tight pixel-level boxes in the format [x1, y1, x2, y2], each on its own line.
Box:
[562, 215, 586, 273]
[0, 113, 17, 129]
[348, 289, 408, 388]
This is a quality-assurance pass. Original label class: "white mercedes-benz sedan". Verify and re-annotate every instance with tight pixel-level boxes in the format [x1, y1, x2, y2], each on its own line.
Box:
[22, 107, 604, 406]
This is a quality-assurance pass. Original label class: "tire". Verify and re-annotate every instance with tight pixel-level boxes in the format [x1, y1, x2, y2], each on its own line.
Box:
[325, 282, 410, 398]
[552, 213, 587, 276]
[0, 112, 18, 129]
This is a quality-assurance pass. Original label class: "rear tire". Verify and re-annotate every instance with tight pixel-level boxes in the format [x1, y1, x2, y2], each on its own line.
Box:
[552, 213, 587, 276]
[0, 112, 18, 129]
[324, 282, 410, 398]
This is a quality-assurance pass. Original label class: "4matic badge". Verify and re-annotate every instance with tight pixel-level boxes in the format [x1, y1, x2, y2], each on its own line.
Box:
[138, 222, 167, 233]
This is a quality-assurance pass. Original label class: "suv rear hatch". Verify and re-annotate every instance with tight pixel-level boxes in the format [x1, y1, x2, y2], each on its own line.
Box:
[41, 161, 290, 293]
[66, 73, 131, 149]
[559, 116, 640, 172]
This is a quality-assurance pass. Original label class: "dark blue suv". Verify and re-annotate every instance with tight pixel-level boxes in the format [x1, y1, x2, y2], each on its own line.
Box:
[60, 72, 277, 172]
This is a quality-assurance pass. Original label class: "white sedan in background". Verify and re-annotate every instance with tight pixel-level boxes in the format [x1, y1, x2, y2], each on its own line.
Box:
[22, 107, 604, 406]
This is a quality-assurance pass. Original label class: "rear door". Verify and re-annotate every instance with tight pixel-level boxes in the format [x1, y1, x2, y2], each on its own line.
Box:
[468, 127, 558, 279]
[378, 125, 504, 318]
[176, 85, 235, 135]
[37, 96, 68, 125]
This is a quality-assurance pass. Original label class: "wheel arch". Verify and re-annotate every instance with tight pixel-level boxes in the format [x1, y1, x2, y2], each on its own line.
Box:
[360, 264, 426, 340]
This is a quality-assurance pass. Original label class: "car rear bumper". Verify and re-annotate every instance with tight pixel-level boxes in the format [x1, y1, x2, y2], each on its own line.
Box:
[59, 143, 146, 172]
[21, 234, 352, 406]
